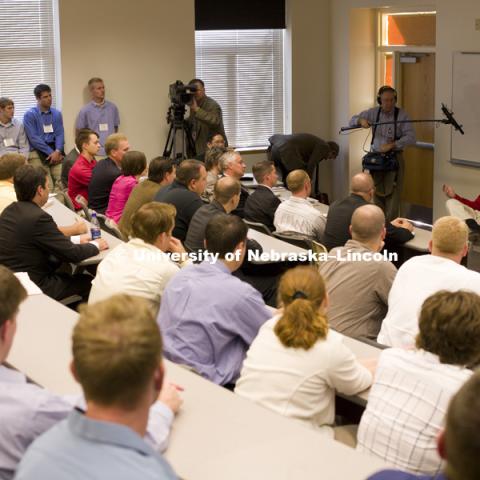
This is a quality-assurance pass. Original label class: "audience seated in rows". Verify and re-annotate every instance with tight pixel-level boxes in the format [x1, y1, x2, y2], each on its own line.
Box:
[87, 133, 129, 213]
[157, 215, 270, 386]
[378, 216, 480, 347]
[323, 172, 414, 252]
[0, 153, 26, 214]
[0, 97, 29, 158]
[0, 268, 181, 479]
[89, 202, 189, 306]
[219, 150, 249, 218]
[319, 205, 397, 339]
[359, 290, 480, 475]
[67, 129, 100, 210]
[235, 266, 373, 445]
[154, 159, 206, 241]
[202, 145, 226, 202]
[185, 176, 240, 252]
[0, 165, 108, 301]
[367, 370, 480, 480]
[14, 294, 180, 480]
[244, 160, 281, 232]
[185, 176, 279, 306]
[274, 169, 325, 241]
[119, 157, 176, 239]
[105, 150, 146, 224]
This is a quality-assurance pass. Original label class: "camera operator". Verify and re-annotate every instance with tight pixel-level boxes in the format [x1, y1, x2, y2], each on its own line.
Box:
[187, 79, 227, 157]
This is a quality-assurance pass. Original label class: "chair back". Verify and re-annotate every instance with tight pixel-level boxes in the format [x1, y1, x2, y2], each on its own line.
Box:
[97, 214, 125, 240]
[272, 231, 311, 249]
[244, 220, 272, 236]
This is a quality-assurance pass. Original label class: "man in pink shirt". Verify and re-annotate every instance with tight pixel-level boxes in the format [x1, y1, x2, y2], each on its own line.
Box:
[68, 129, 100, 210]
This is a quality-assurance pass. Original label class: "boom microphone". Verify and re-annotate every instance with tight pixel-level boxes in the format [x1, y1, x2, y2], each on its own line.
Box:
[441, 103, 464, 135]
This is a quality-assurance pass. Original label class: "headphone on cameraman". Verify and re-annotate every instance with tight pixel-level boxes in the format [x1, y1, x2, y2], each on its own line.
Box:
[377, 85, 397, 105]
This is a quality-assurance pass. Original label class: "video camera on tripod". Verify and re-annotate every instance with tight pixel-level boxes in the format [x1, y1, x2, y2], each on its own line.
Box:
[163, 80, 198, 161]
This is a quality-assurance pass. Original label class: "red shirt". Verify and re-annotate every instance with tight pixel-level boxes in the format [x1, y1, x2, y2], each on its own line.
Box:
[68, 154, 97, 209]
[455, 193, 480, 212]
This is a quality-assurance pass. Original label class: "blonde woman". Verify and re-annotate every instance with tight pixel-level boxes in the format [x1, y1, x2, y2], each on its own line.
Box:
[235, 266, 373, 444]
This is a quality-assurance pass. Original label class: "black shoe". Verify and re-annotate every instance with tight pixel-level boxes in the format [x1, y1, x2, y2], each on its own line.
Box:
[465, 219, 480, 233]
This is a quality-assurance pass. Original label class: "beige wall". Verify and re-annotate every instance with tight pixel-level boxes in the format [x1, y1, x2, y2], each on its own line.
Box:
[59, 0, 195, 160]
[434, 0, 480, 217]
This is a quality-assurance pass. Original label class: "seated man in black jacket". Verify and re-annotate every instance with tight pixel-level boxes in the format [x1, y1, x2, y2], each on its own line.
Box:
[244, 160, 281, 232]
[154, 159, 207, 241]
[0, 165, 108, 300]
[88, 133, 130, 213]
[323, 172, 414, 251]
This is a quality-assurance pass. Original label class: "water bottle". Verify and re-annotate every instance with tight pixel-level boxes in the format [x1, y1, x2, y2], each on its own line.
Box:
[90, 212, 101, 240]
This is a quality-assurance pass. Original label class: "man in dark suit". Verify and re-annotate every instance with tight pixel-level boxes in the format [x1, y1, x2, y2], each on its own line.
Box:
[245, 160, 281, 232]
[323, 172, 414, 251]
[0, 165, 108, 300]
[154, 159, 207, 241]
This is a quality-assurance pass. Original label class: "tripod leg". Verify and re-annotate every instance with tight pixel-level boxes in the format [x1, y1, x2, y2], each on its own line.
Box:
[163, 124, 175, 158]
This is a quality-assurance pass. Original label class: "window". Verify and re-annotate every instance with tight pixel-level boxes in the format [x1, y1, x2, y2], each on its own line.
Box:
[0, 0, 59, 118]
[195, 29, 285, 149]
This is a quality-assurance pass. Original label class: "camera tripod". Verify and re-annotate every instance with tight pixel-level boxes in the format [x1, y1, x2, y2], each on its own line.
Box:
[163, 104, 196, 162]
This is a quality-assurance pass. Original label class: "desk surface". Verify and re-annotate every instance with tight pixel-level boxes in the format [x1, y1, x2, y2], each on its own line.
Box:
[11, 294, 81, 394]
[248, 228, 307, 263]
[11, 293, 387, 479]
[164, 360, 387, 480]
[43, 197, 123, 265]
[403, 227, 430, 253]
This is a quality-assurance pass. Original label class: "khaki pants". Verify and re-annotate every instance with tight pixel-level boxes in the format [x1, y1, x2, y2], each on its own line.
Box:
[371, 153, 404, 222]
[29, 150, 63, 193]
[446, 198, 480, 223]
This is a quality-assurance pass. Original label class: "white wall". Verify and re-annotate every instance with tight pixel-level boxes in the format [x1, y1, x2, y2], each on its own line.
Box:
[434, 0, 480, 217]
[59, 0, 195, 160]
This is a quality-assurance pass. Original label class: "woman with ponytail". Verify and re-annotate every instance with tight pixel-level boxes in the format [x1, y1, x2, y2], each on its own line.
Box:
[235, 266, 373, 441]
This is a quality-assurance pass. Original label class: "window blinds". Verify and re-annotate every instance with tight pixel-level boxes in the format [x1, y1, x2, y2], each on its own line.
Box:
[0, 0, 58, 118]
[195, 29, 285, 149]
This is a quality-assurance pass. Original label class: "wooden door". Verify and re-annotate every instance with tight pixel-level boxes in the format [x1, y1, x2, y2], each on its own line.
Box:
[399, 53, 435, 209]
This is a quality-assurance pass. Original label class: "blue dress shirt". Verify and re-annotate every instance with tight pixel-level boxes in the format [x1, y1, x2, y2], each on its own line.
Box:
[367, 470, 447, 480]
[157, 260, 271, 385]
[0, 365, 173, 480]
[23, 106, 65, 155]
[14, 409, 178, 480]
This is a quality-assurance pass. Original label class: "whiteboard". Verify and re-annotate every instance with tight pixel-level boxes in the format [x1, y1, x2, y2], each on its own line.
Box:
[451, 52, 480, 167]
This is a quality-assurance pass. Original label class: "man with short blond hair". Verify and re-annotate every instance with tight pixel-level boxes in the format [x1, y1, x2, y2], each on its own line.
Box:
[76, 77, 120, 157]
[0, 153, 26, 213]
[15, 295, 179, 480]
[273, 169, 326, 241]
[378, 216, 480, 348]
[88, 133, 130, 213]
[319, 205, 397, 339]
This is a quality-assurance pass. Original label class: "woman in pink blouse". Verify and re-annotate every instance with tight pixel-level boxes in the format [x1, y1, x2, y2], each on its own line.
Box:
[106, 151, 147, 224]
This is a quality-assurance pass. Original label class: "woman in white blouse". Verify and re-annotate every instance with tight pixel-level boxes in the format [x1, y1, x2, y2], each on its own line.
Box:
[235, 266, 373, 443]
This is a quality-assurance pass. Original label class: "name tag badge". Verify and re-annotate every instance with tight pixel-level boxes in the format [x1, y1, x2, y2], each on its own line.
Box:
[99, 123, 109, 132]
[3, 138, 15, 147]
[43, 124, 54, 134]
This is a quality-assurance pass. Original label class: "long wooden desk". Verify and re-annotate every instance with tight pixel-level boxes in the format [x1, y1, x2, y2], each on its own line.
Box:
[12, 293, 388, 479]
[43, 197, 123, 265]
